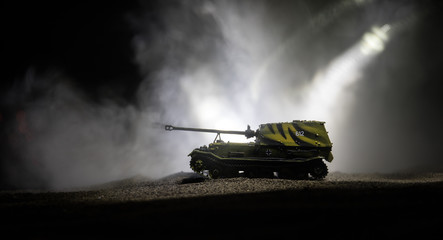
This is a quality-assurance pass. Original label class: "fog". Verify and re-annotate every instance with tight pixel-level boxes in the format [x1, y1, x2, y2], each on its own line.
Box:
[2, 0, 442, 189]
[133, 0, 442, 173]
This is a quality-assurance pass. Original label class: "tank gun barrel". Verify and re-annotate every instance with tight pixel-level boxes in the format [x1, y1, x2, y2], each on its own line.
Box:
[165, 125, 256, 139]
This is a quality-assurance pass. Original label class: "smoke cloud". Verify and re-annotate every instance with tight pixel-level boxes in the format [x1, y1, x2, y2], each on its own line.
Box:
[1, 71, 187, 189]
[133, 0, 442, 174]
[2, 0, 442, 189]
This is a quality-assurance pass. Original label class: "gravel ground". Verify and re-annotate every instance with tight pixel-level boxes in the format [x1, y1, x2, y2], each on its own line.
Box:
[56, 171, 443, 202]
[2, 172, 443, 239]
[85, 171, 443, 201]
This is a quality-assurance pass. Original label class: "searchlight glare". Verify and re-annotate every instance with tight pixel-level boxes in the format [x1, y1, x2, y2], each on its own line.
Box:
[361, 24, 391, 55]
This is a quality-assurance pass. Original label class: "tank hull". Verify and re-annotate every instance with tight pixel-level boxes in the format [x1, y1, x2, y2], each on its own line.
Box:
[189, 141, 332, 179]
[166, 120, 334, 179]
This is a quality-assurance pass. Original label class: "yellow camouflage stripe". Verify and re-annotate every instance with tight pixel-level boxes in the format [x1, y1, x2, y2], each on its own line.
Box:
[259, 121, 332, 147]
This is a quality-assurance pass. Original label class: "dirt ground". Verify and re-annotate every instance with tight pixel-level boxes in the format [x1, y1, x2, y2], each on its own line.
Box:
[2, 172, 443, 239]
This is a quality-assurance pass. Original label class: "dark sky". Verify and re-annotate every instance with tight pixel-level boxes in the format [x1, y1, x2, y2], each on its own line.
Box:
[1, 0, 443, 189]
[2, 1, 140, 102]
[3, 0, 443, 103]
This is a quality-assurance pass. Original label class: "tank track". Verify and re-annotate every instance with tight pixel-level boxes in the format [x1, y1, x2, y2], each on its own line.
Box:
[190, 153, 328, 180]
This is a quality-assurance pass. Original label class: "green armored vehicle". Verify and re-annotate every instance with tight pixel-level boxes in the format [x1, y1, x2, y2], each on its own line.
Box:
[165, 120, 333, 179]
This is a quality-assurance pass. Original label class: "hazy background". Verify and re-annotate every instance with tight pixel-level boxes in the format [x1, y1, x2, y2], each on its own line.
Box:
[2, 0, 442, 189]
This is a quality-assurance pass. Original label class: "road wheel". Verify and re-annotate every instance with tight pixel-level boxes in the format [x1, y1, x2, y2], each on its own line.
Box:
[309, 160, 328, 179]
[190, 159, 204, 173]
[209, 169, 220, 179]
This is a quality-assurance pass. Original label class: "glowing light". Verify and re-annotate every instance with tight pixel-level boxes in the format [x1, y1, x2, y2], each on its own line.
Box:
[300, 24, 392, 172]
[360, 25, 391, 55]
[305, 24, 391, 113]
[249, 0, 374, 102]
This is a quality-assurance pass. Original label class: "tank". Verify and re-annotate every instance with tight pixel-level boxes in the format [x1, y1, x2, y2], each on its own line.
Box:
[165, 120, 333, 179]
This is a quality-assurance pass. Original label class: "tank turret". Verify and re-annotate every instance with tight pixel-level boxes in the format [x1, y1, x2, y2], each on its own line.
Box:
[165, 120, 333, 179]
